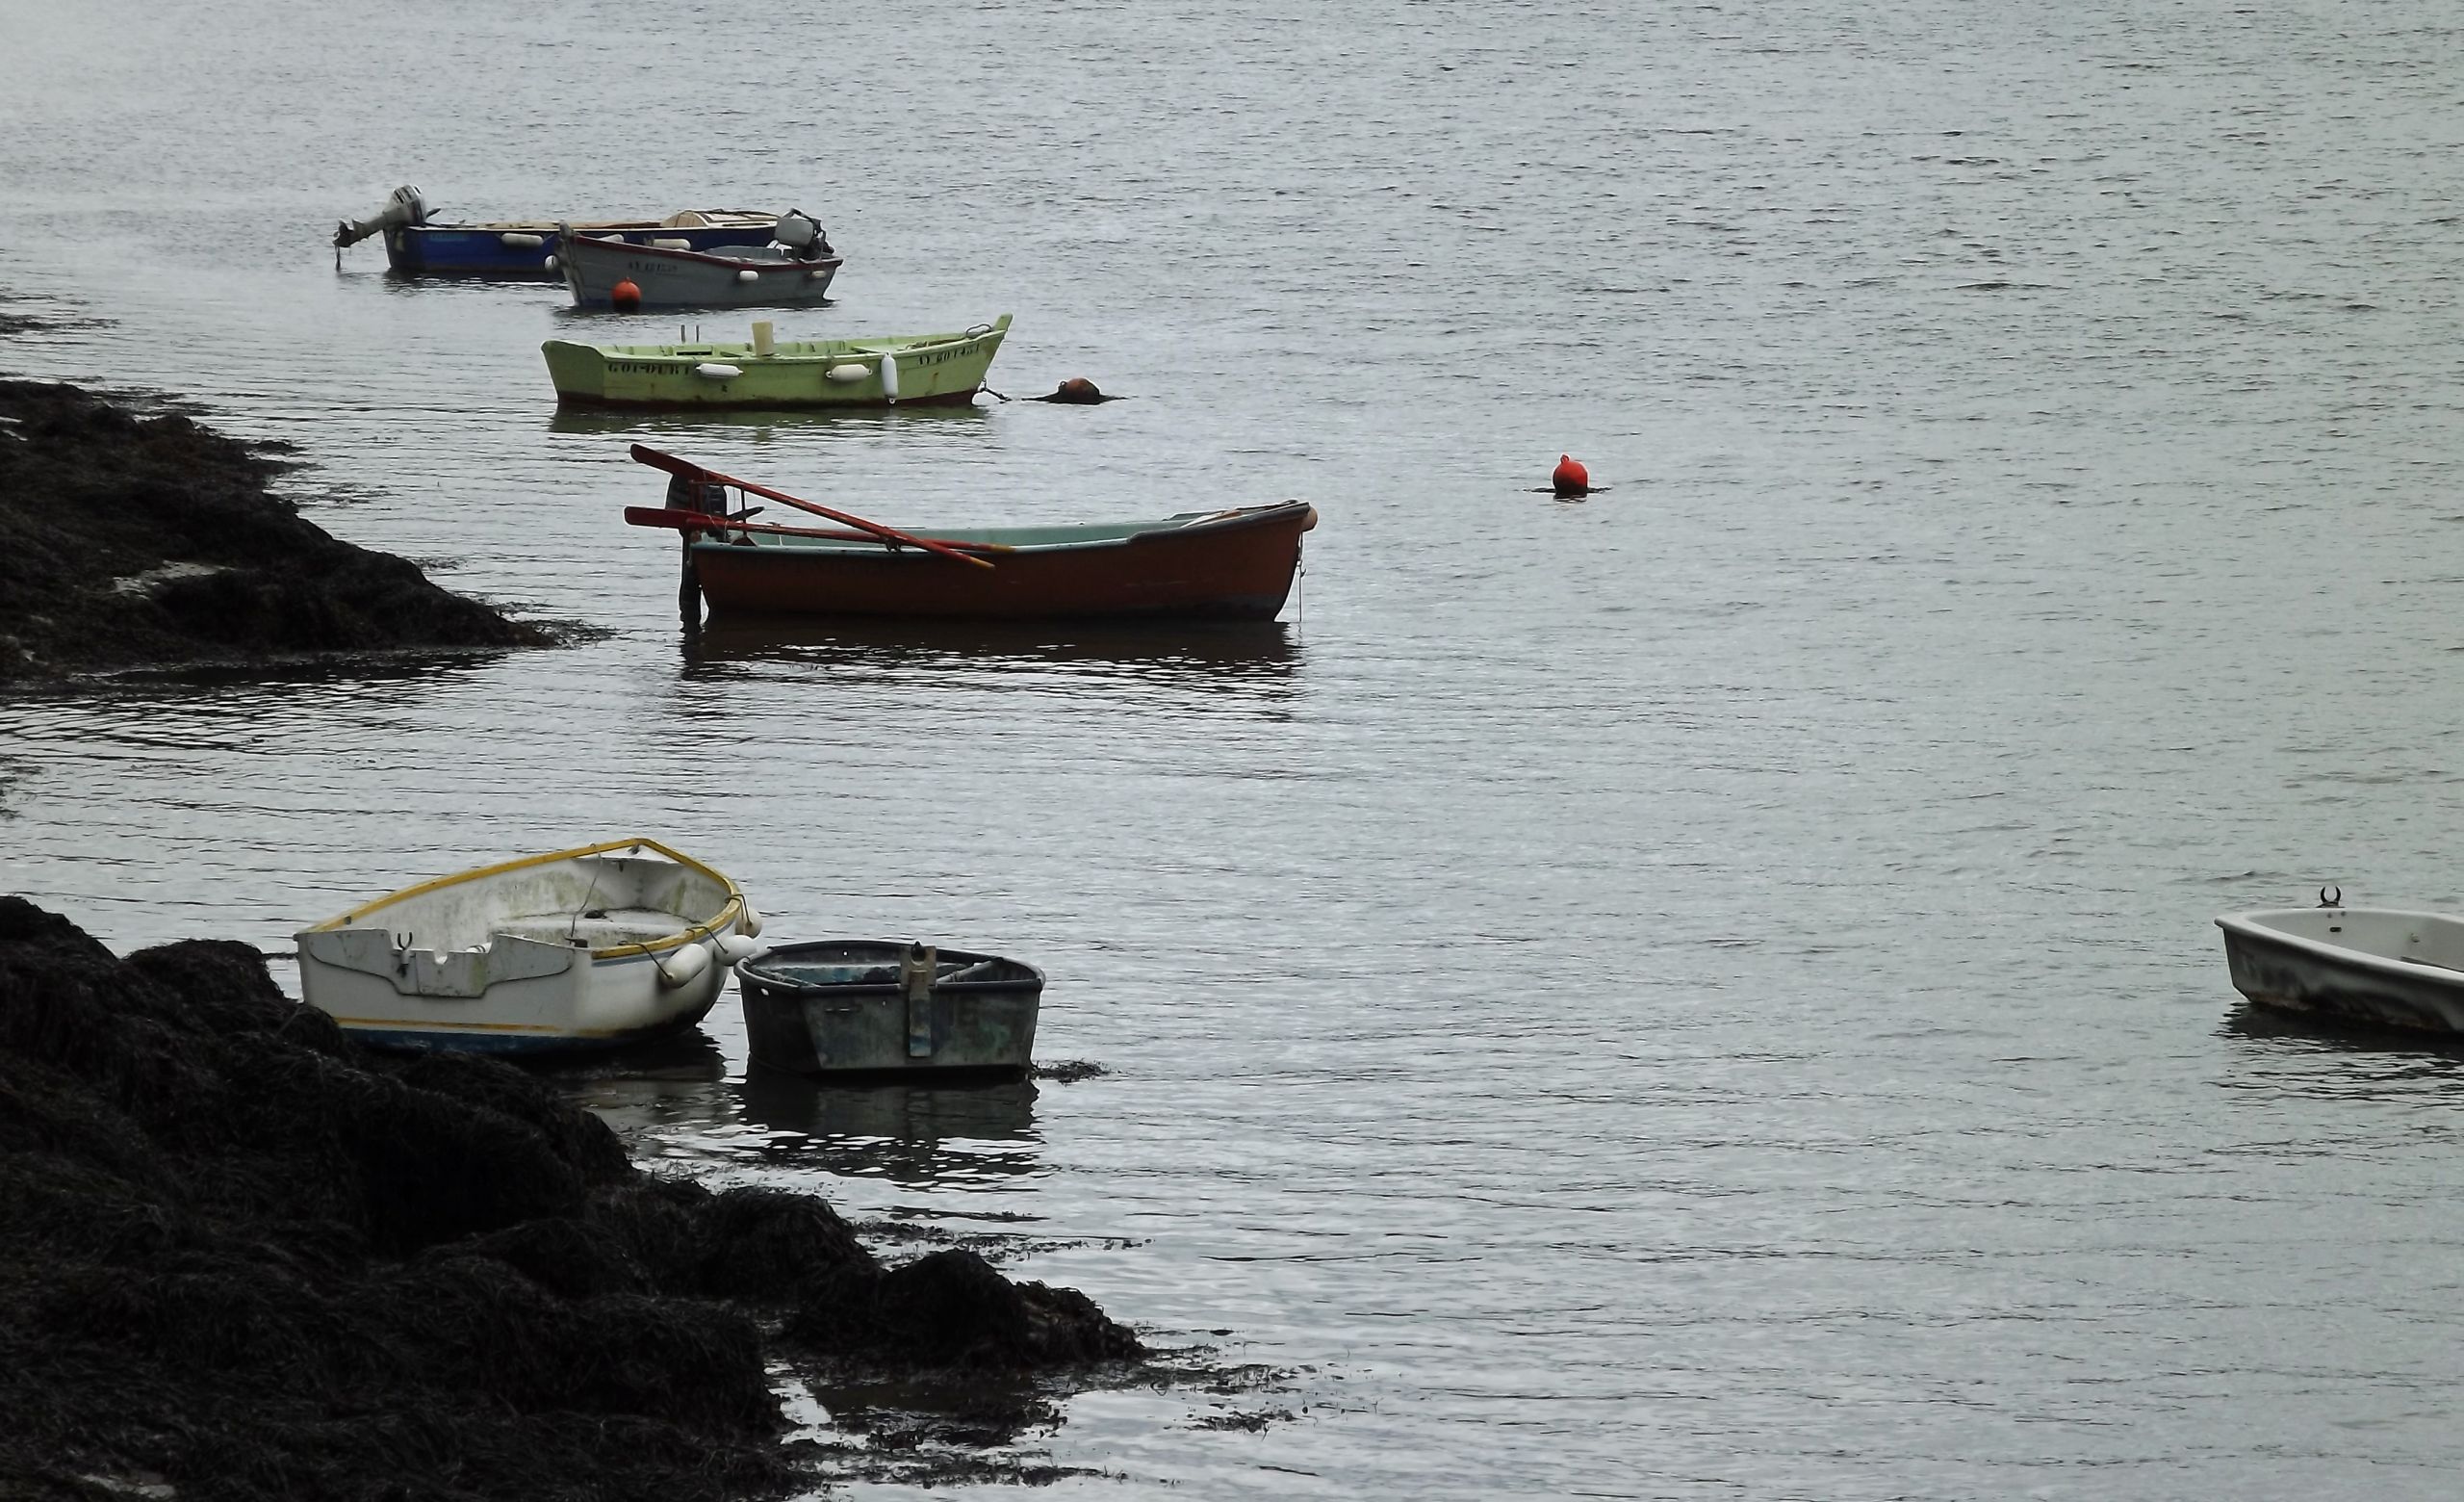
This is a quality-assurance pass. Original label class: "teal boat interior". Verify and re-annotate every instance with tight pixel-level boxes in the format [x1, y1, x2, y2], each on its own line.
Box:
[586, 322, 1005, 363]
[692, 511, 1251, 555]
[739, 941, 1043, 996]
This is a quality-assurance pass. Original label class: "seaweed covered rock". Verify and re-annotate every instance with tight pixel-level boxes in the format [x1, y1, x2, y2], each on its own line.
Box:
[572, 1178, 876, 1302]
[0, 379, 549, 685]
[0, 898, 1152, 1500]
[0, 896, 796, 1499]
[790, 1248, 1147, 1369]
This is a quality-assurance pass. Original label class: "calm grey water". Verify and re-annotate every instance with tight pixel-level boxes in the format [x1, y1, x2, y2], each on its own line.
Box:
[9, 1, 2464, 1495]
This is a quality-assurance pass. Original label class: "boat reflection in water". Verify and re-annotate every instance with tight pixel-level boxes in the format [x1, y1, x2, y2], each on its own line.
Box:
[538, 1029, 733, 1140]
[682, 616, 1299, 687]
[2218, 1001, 2464, 1115]
[547, 399, 994, 440]
[735, 1069, 1041, 1189]
[2222, 1000, 2464, 1057]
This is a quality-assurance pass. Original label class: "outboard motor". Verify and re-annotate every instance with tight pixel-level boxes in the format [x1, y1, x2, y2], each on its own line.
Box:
[333, 185, 427, 248]
[772, 209, 832, 259]
[665, 475, 730, 515]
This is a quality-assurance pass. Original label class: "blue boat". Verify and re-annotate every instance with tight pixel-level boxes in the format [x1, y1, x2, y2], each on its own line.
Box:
[333, 185, 782, 278]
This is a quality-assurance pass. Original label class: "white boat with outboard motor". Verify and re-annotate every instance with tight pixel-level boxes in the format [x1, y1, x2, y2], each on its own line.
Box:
[2216, 889, 2464, 1034]
[295, 838, 766, 1055]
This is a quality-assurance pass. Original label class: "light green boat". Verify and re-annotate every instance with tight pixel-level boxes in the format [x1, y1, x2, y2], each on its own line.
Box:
[541, 315, 1010, 409]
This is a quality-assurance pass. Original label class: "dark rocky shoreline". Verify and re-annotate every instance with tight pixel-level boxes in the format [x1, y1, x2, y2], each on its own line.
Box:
[0, 899, 1151, 1500]
[0, 380, 549, 686]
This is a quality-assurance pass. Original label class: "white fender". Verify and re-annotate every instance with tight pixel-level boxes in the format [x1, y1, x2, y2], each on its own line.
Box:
[879, 352, 900, 402]
[735, 268, 759, 284]
[650, 237, 692, 250]
[808, 267, 832, 280]
[654, 942, 711, 990]
[714, 932, 769, 966]
[541, 254, 559, 272]
[737, 900, 764, 937]
[823, 364, 869, 383]
[499, 231, 544, 249]
[693, 362, 742, 381]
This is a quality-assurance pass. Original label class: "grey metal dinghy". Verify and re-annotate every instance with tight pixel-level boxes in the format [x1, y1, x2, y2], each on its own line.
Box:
[558, 210, 841, 309]
[736, 940, 1042, 1076]
[2217, 894, 2464, 1033]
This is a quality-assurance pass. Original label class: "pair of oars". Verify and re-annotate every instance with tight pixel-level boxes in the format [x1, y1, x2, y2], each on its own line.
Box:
[628, 444, 997, 569]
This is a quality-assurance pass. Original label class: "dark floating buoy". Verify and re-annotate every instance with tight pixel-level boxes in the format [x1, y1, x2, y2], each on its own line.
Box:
[1030, 377, 1113, 404]
[611, 278, 643, 312]
[1552, 453, 1591, 498]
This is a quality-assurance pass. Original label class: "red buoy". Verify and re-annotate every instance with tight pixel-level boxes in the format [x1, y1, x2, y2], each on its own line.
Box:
[611, 278, 642, 312]
[1552, 453, 1590, 497]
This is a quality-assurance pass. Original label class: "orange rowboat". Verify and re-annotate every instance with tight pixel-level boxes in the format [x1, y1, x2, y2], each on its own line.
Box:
[628, 452, 1316, 622]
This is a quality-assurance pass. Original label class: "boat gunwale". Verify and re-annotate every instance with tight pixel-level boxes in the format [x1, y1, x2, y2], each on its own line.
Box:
[557, 232, 843, 274]
[737, 940, 1045, 997]
[686, 499, 1315, 559]
[739, 977, 1042, 999]
[414, 210, 777, 236]
[2215, 905, 2464, 983]
[297, 836, 747, 961]
[547, 318, 1008, 366]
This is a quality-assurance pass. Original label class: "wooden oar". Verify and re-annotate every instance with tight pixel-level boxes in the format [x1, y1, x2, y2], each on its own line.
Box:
[623, 506, 1012, 553]
[630, 444, 993, 570]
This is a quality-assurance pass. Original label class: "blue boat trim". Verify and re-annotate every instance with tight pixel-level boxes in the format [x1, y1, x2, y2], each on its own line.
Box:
[385, 222, 775, 278]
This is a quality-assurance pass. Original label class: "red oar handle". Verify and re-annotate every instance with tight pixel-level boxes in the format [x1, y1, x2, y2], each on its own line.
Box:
[629, 444, 994, 570]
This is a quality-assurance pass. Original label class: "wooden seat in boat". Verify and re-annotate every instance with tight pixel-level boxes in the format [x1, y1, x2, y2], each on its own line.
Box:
[494, 908, 694, 948]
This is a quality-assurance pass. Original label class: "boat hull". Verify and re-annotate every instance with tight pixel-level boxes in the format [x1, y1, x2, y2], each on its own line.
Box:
[558, 233, 840, 310]
[690, 502, 1315, 621]
[332, 985, 728, 1057]
[298, 942, 740, 1056]
[295, 838, 757, 1057]
[737, 940, 1041, 1077]
[2217, 906, 2464, 1033]
[544, 318, 1009, 408]
[387, 218, 774, 277]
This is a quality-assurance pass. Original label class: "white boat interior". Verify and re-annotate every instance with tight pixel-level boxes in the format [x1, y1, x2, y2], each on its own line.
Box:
[333, 844, 732, 955]
[296, 839, 755, 1030]
[2225, 907, 2464, 972]
[579, 236, 826, 266]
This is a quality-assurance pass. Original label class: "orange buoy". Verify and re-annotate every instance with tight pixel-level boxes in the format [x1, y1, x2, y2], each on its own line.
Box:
[1052, 376, 1104, 403]
[611, 278, 642, 312]
[1552, 453, 1590, 497]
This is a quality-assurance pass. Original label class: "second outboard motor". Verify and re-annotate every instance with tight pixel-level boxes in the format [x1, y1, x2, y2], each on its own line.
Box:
[772, 209, 831, 259]
[333, 185, 427, 248]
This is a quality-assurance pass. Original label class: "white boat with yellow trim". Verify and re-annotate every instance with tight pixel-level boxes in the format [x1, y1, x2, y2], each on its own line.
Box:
[294, 838, 765, 1056]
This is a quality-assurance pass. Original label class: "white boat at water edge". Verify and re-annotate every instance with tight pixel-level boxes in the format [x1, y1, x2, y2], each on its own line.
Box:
[295, 838, 765, 1056]
[2217, 898, 2464, 1035]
